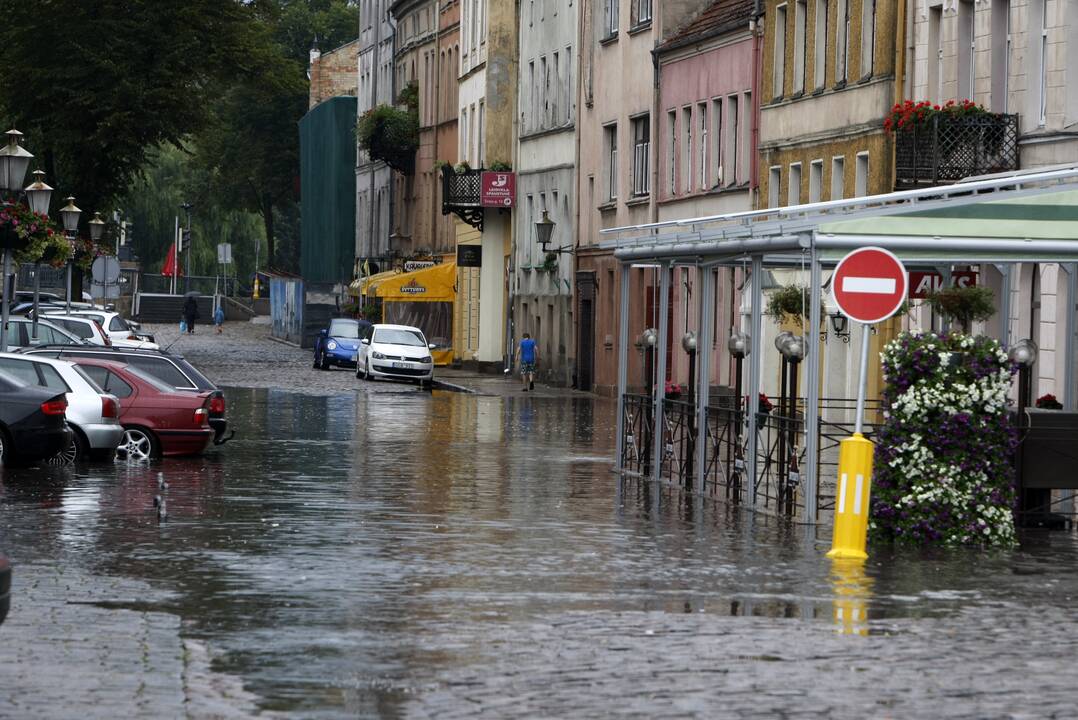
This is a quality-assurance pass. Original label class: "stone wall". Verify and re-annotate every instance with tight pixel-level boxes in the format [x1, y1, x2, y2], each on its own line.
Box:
[309, 40, 360, 109]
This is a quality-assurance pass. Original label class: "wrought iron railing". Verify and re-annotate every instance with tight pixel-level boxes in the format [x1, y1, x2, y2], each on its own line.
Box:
[441, 166, 484, 231]
[621, 393, 653, 476]
[894, 113, 1019, 188]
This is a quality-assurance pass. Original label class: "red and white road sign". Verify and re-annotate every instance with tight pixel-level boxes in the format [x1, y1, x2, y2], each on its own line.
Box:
[831, 247, 908, 324]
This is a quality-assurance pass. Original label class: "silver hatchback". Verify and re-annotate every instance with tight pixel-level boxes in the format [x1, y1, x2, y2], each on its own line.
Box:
[0, 353, 122, 462]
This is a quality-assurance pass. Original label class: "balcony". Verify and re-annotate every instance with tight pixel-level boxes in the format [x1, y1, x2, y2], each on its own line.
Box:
[894, 114, 1019, 189]
[441, 166, 484, 231]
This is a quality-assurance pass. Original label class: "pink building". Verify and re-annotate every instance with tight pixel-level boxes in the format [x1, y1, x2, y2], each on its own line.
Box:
[654, 0, 758, 391]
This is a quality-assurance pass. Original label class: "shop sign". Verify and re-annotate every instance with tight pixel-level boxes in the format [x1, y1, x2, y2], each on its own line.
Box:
[457, 244, 482, 267]
[480, 171, 516, 207]
[400, 279, 427, 294]
[404, 260, 435, 272]
[908, 270, 978, 299]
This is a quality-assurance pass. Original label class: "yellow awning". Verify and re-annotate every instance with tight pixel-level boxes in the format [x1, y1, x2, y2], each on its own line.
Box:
[374, 262, 456, 301]
[359, 269, 400, 297]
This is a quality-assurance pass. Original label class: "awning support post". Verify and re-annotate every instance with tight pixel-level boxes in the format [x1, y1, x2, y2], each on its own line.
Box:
[746, 254, 764, 509]
[696, 265, 715, 494]
[804, 238, 822, 524]
[615, 262, 631, 475]
[652, 262, 672, 484]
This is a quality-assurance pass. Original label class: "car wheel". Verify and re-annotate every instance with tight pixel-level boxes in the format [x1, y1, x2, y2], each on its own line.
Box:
[117, 426, 158, 462]
[0, 426, 10, 466]
[313, 350, 323, 370]
[365, 360, 374, 381]
[48, 430, 85, 465]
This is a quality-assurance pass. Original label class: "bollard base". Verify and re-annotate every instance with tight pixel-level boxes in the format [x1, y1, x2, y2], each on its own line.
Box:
[827, 433, 875, 560]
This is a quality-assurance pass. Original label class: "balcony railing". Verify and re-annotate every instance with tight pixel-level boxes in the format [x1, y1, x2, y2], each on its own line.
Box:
[894, 113, 1019, 188]
[441, 166, 484, 231]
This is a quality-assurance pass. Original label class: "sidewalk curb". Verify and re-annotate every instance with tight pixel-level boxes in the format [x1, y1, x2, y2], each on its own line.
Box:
[432, 379, 478, 394]
[267, 336, 302, 349]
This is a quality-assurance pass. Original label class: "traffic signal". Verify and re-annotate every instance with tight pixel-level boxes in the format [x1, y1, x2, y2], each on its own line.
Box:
[180, 229, 191, 252]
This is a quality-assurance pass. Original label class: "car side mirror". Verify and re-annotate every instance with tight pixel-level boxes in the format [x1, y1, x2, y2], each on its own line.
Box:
[361, 338, 370, 345]
[428, 343, 436, 349]
[320, 329, 328, 336]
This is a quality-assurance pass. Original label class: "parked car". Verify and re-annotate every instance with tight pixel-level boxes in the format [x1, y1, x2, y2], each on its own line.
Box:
[0, 554, 9, 626]
[1, 317, 86, 350]
[14, 291, 62, 305]
[38, 314, 113, 347]
[61, 310, 158, 348]
[355, 323, 435, 385]
[69, 358, 214, 460]
[0, 352, 122, 462]
[22, 345, 232, 445]
[0, 369, 72, 466]
[313, 318, 364, 370]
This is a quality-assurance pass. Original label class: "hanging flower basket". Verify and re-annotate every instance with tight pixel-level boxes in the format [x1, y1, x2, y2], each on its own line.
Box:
[0, 203, 54, 253]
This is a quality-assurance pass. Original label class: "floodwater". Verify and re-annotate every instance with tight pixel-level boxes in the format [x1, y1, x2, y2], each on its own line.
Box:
[3, 387, 1078, 718]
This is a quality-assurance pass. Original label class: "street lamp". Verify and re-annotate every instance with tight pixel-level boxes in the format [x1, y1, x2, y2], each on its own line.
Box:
[829, 312, 851, 343]
[776, 331, 807, 513]
[681, 330, 699, 488]
[88, 212, 105, 242]
[0, 130, 34, 353]
[640, 327, 658, 474]
[60, 196, 81, 312]
[535, 210, 572, 256]
[727, 328, 751, 500]
[1009, 338, 1040, 523]
[24, 170, 54, 341]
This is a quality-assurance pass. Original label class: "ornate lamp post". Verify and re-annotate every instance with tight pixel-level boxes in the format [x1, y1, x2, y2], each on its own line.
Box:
[24, 170, 53, 342]
[641, 327, 658, 473]
[1009, 338, 1039, 522]
[0, 130, 36, 353]
[727, 328, 751, 500]
[681, 330, 698, 487]
[60, 197, 82, 312]
[776, 332, 806, 515]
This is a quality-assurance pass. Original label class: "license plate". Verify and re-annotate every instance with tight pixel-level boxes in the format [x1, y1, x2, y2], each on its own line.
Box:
[392, 361, 410, 369]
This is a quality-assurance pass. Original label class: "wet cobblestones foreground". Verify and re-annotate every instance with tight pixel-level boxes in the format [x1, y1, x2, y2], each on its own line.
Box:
[2, 326, 1078, 717]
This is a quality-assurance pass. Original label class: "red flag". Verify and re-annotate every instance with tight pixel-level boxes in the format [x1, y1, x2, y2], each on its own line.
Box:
[161, 241, 183, 277]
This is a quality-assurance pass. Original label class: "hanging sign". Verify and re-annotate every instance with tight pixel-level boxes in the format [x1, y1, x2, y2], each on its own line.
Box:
[832, 247, 908, 324]
[480, 171, 516, 207]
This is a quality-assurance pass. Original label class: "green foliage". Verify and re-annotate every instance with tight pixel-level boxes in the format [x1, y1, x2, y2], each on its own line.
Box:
[362, 303, 382, 323]
[488, 161, 513, 172]
[766, 285, 811, 327]
[397, 82, 420, 112]
[926, 286, 996, 333]
[357, 105, 420, 174]
[540, 252, 559, 273]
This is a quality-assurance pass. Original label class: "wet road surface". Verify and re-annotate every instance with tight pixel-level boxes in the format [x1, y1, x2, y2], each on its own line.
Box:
[3, 386, 1078, 718]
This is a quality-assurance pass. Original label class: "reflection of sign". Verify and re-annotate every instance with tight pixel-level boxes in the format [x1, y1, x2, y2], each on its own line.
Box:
[457, 244, 482, 268]
[480, 171, 516, 207]
[400, 279, 427, 294]
[832, 247, 908, 324]
[404, 260, 435, 272]
[908, 270, 978, 299]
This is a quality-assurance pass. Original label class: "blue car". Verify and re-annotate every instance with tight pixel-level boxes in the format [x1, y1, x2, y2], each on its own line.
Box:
[313, 319, 365, 370]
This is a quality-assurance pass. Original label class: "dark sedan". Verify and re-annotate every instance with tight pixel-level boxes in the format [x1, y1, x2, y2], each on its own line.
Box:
[0, 369, 72, 466]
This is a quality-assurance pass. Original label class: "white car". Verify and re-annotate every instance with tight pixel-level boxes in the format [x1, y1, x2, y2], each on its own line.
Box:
[58, 310, 159, 350]
[0, 352, 123, 462]
[355, 323, 435, 385]
[41, 314, 114, 348]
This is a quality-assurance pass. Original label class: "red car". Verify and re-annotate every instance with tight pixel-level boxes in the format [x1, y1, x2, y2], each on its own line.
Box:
[69, 358, 214, 460]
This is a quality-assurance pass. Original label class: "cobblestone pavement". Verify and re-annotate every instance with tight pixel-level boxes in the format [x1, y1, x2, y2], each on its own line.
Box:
[150, 320, 590, 398]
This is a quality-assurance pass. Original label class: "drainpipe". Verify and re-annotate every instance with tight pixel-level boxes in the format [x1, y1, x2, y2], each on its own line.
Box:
[750, 0, 763, 192]
[651, 44, 660, 224]
[387, 9, 399, 263]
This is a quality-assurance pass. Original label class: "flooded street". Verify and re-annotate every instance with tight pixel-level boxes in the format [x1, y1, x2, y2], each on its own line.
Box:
[3, 385, 1078, 718]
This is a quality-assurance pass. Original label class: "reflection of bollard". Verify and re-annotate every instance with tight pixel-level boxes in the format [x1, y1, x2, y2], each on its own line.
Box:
[830, 558, 872, 636]
[826, 432, 874, 560]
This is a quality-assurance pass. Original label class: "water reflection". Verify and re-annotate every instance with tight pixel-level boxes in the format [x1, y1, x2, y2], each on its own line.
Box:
[4, 388, 1078, 716]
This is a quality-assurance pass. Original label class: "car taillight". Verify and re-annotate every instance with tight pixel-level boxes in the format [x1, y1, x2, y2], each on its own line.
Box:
[193, 407, 209, 425]
[209, 396, 225, 415]
[128, 334, 138, 341]
[101, 396, 119, 418]
[41, 398, 67, 416]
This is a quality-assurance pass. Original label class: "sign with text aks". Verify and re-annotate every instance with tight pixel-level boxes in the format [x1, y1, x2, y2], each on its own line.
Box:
[480, 171, 516, 208]
[908, 270, 977, 299]
[832, 247, 908, 324]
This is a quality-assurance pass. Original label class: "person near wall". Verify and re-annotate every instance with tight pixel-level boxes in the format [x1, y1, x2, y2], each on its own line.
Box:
[183, 296, 199, 335]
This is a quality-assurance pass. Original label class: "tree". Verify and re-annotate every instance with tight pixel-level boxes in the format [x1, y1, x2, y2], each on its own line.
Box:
[0, 0, 259, 224]
[197, 0, 358, 269]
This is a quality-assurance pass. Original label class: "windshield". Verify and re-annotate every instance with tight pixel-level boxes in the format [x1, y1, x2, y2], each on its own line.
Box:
[373, 328, 426, 347]
[328, 319, 361, 339]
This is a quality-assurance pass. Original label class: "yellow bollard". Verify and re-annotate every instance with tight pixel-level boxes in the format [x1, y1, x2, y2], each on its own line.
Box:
[826, 432, 875, 560]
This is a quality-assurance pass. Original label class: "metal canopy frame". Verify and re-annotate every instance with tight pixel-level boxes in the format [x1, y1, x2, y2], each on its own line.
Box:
[609, 165, 1078, 524]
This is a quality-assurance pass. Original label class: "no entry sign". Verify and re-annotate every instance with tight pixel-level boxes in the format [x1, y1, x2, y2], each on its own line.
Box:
[832, 247, 908, 324]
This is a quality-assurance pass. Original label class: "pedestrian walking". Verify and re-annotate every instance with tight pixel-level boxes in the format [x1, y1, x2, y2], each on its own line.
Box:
[518, 333, 537, 392]
[183, 295, 199, 335]
[213, 305, 225, 334]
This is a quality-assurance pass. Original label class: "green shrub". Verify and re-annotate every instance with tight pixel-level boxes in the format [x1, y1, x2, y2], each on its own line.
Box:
[357, 104, 419, 174]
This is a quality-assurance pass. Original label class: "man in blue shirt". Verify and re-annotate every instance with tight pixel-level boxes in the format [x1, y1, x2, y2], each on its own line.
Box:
[518, 332, 537, 391]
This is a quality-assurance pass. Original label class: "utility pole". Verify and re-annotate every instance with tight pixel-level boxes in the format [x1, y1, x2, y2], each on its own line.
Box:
[181, 202, 193, 293]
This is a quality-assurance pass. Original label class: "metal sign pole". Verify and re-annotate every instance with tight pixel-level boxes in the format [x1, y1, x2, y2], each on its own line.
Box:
[0, 249, 10, 353]
[854, 322, 871, 436]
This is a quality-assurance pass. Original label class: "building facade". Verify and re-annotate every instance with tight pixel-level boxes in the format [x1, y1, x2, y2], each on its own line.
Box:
[513, 0, 579, 386]
[357, 0, 397, 273]
[309, 39, 360, 109]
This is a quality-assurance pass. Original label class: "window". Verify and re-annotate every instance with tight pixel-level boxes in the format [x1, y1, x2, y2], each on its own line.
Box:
[773, 4, 787, 98]
[726, 95, 740, 186]
[698, 103, 708, 190]
[710, 98, 723, 185]
[604, 0, 619, 37]
[855, 152, 869, 197]
[668, 110, 677, 195]
[813, 0, 827, 89]
[768, 166, 781, 208]
[990, 0, 1010, 112]
[632, 115, 650, 197]
[928, 6, 942, 102]
[809, 159, 823, 203]
[831, 156, 845, 200]
[682, 106, 693, 191]
[477, 100, 485, 166]
[0, 358, 38, 385]
[860, 0, 876, 78]
[552, 52, 560, 123]
[836, 0, 849, 83]
[127, 356, 194, 389]
[793, 0, 807, 94]
[633, 0, 652, 26]
[789, 163, 802, 205]
[958, 0, 975, 101]
[39, 365, 69, 392]
[605, 123, 618, 200]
